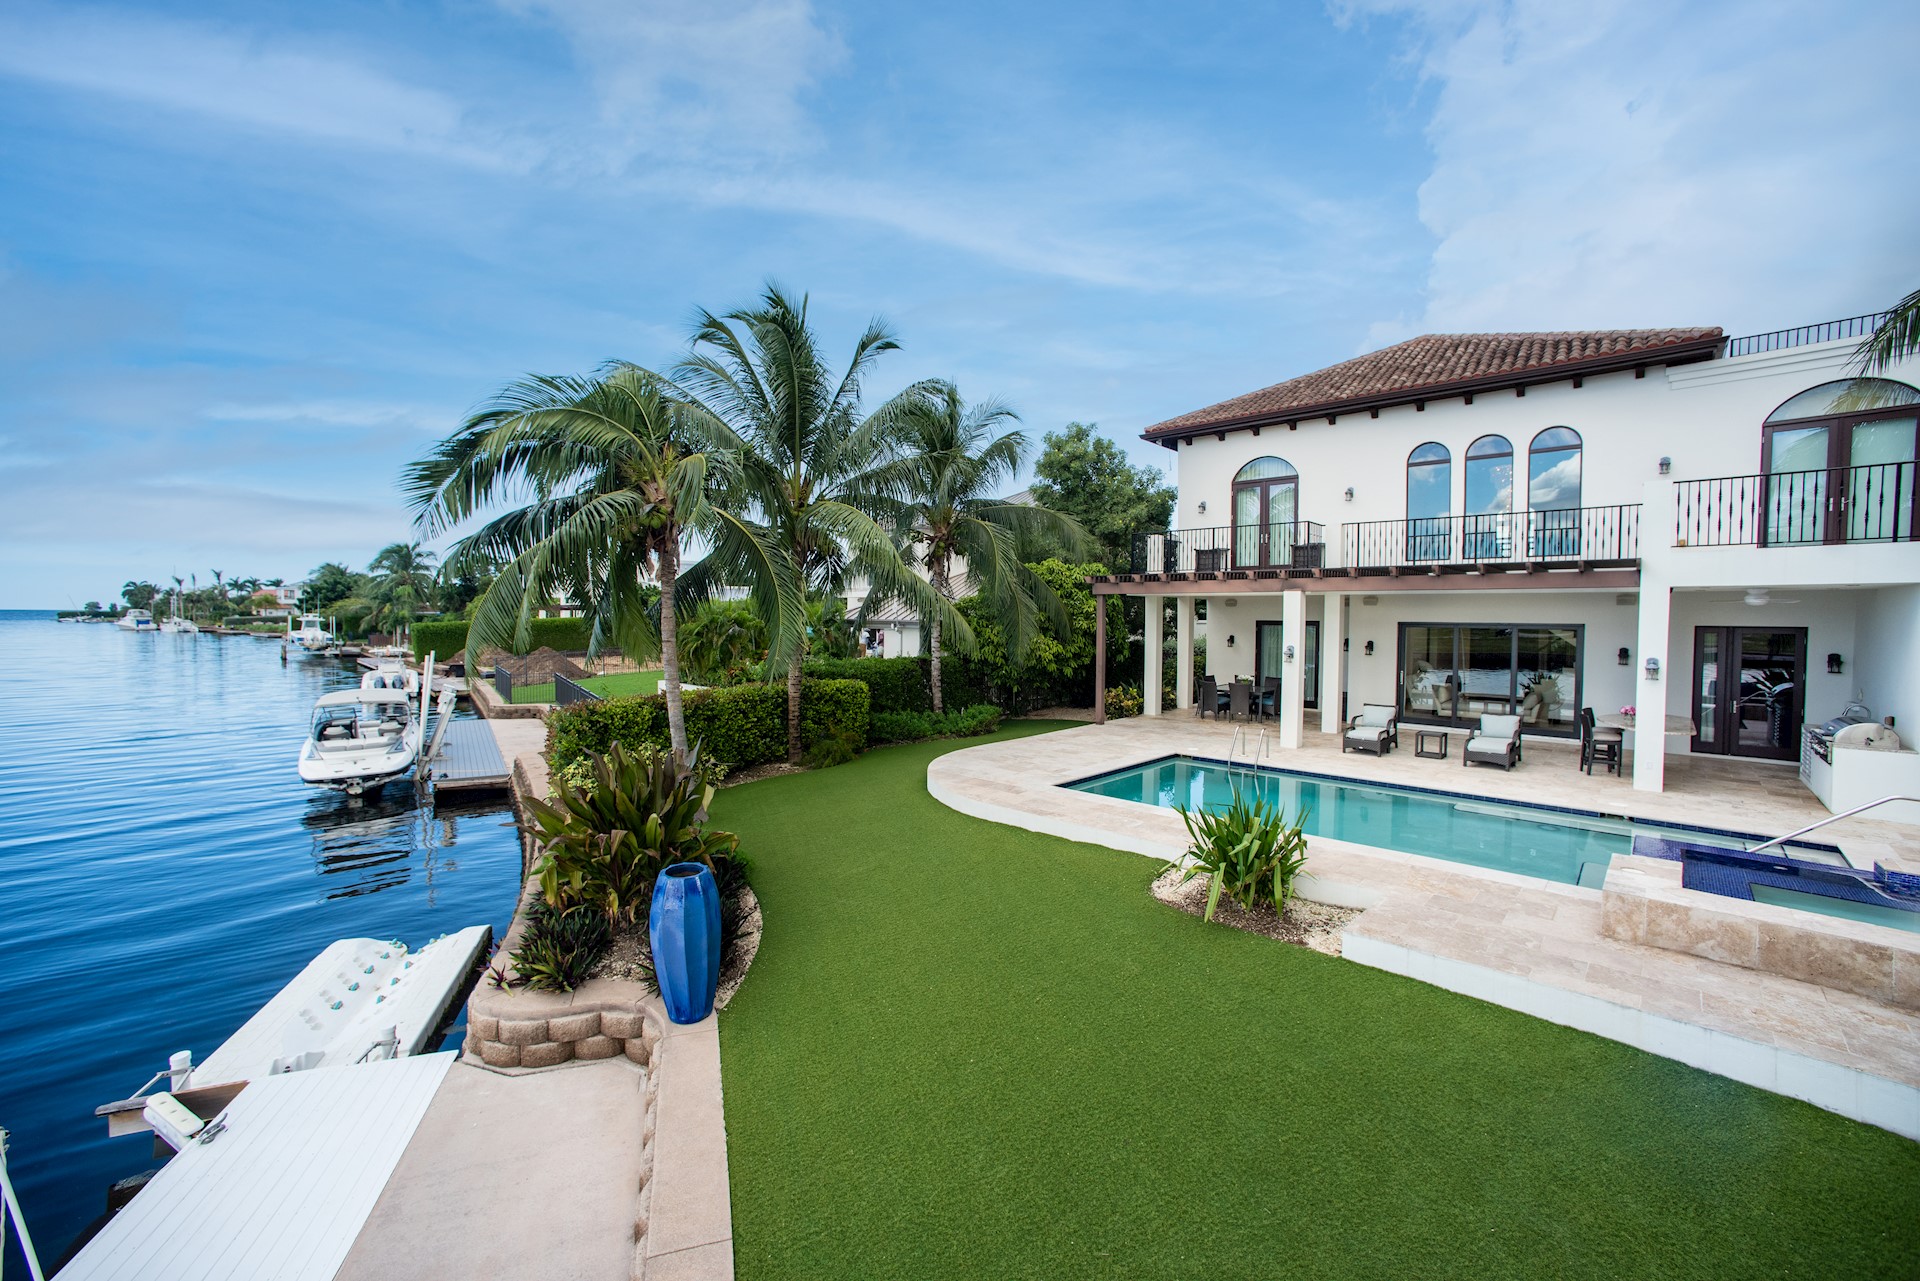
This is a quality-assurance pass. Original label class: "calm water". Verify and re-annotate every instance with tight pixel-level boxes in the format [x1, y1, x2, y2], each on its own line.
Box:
[0, 612, 522, 1266]
[1069, 754, 1828, 887]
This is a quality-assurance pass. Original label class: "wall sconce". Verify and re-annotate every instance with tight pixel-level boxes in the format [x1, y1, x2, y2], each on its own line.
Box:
[1645, 657, 1661, 681]
[1658, 457, 1671, 475]
[1827, 652, 1844, 675]
[1617, 647, 1630, 666]
[1226, 634, 1235, 648]
[1343, 486, 1355, 502]
[1342, 637, 1349, 652]
[1364, 640, 1374, 656]
[1284, 644, 1296, 662]
[1197, 500, 1208, 515]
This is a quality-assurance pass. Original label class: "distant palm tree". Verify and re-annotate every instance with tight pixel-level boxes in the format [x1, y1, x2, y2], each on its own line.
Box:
[406, 364, 774, 760]
[364, 542, 439, 635]
[870, 383, 1092, 712]
[669, 283, 953, 762]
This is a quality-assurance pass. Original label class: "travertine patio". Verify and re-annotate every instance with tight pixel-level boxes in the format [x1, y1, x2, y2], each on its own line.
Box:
[928, 715, 1920, 1139]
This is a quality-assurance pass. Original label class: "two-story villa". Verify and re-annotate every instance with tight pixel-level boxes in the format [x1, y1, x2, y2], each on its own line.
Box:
[1090, 313, 1920, 810]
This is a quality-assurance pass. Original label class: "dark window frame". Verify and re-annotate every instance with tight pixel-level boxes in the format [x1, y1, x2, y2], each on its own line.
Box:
[1394, 620, 1585, 739]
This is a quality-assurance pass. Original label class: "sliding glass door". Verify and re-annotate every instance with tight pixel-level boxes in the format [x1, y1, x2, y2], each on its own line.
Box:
[1398, 623, 1580, 735]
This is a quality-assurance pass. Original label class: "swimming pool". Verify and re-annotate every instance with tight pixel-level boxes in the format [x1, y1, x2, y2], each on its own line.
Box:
[1066, 754, 1841, 888]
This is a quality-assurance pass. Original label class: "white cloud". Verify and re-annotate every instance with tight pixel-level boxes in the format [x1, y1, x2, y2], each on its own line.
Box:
[202, 400, 455, 432]
[1344, 0, 1920, 341]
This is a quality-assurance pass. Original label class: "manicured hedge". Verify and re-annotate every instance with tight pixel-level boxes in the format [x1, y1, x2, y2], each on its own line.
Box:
[413, 616, 596, 661]
[548, 678, 870, 772]
[802, 656, 993, 714]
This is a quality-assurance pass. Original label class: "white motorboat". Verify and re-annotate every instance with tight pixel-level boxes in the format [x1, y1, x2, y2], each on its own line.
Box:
[287, 612, 334, 651]
[361, 657, 423, 695]
[115, 609, 157, 632]
[158, 616, 199, 634]
[297, 688, 424, 793]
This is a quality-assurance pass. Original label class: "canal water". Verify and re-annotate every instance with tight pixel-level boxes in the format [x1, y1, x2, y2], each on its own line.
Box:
[0, 611, 524, 1267]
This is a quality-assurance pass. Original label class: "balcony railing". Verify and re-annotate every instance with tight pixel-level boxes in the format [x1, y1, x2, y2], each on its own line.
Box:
[1674, 462, 1917, 548]
[1341, 505, 1640, 570]
[1127, 522, 1327, 575]
[1722, 311, 1887, 359]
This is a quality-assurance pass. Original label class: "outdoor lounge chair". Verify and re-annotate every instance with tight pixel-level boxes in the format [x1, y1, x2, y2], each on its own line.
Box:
[1343, 703, 1399, 755]
[1463, 713, 1522, 770]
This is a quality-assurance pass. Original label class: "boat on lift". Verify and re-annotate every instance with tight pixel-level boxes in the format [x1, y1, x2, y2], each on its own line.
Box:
[115, 609, 157, 633]
[297, 689, 423, 794]
[287, 612, 334, 652]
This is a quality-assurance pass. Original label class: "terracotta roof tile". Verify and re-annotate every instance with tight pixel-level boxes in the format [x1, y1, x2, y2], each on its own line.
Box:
[1144, 328, 1724, 438]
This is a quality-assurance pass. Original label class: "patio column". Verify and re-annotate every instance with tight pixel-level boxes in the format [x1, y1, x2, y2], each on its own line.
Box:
[1175, 596, 1195, 710]
[1633, 584, 1670, 793]
[1320, 593, 1345, 734]
[1143, 594, 1163, 716]
[1279, 589, 1306, 750]
[1093, 588, 1108, 725]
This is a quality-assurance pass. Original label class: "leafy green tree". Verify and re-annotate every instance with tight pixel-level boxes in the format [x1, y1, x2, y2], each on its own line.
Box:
[1029, 422, 1176, 567]
[300, 563, 362, 613]
[407, 364, 764, 759]
[669, 283, 950, 762]
[957, 559, 1123, 711]
[871, 383, 1091, 711]
[121, 580, 159, 610]
[359, 541, 438, 634]
[679, 599, 770, 684]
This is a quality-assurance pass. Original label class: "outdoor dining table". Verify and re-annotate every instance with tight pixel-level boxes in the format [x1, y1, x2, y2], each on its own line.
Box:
[1596, 712, 1696, 736]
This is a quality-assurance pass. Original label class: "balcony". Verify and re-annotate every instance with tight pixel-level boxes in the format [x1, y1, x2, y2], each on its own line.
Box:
[1674, 463, 1917, 548]
[1127, 521, 1327, 576]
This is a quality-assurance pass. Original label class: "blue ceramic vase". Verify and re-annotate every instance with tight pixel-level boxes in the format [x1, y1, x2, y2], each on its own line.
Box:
[649, 862, 722, 1024]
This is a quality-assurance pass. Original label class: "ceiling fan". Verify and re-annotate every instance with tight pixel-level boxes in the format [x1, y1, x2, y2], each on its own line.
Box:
[1708, 588, 1801, 607]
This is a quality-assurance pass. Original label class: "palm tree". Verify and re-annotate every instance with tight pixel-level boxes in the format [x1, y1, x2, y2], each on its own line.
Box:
[668, 283, 956, 762]
[1853, 286, 1920, 375]
[870, 383, 1092, 712]
[364, 542, 439, 635]
[405, 364, 773, 760]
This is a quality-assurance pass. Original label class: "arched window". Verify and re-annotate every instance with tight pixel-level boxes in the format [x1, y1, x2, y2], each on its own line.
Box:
[1463, 435, 1513, 558]
[1406, 443, 1451, 561]
[1232, 456, 1299, 568]
[1762, 378, 1919, 545]
[1528, 428, 1582, 556]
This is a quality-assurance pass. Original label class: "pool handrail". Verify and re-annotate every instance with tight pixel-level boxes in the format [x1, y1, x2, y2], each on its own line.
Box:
[1749, 795, 1920, 853]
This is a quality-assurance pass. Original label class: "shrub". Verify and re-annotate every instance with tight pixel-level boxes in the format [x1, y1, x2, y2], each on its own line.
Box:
[802, 655, 995, 715]
[870, 709, 935, 743]
[803, 729, 861, 769]
[1104, 684, 1144, 719]
[556, 742, 728, 793]
[956, 559, 1125, 711]
[512, 899, 613, 992]
[1170, 793, 1311, 921]
[527, 742, 741, 926]
[947, 703, 1002, 735]
[413, 615, 596, 661]
[869, 703, 1002, 744]
[547, 679, 869, 773]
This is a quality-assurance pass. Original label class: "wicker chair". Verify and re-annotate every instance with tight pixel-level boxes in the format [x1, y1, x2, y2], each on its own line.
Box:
[1227, 680, 1253, 722]
[1343, 703, 1399, 755]
[1463, 713, 1522, 770]
[1194, 676, 1218, 719]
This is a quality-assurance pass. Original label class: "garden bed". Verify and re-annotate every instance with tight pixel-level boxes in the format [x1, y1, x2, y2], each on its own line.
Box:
[1149, 866, 1360, 954]
[591, 882, 764, 1010]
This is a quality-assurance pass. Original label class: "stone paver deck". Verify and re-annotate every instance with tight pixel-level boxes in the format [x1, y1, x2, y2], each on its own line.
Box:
[930, 716, 1920, 1137]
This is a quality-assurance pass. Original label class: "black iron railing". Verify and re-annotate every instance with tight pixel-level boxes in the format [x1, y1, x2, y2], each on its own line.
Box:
[554, 673, 602, 706]
[1674, 462, 1917, 548]
[1722, 311, 1887, 359]
[1341, 505, 1639, 569]
[492, 665, 513, 701]
[1127, 522, 1327, 575]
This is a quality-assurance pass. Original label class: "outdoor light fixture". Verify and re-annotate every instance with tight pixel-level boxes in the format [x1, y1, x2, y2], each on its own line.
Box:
[1658, 457, 1672, 475]
[1227, 634, 1236, 648]
[1617, 647, 1630, 666]
[1197, 500, 1208, 515]
[1284, 645, 1296, 662]
[1344, 486, 1355, 501]
[1343, 637, 1349, 652]
[1364, 640, 1374, 656]
[1645, 657, 1661, 680]
[1828, 652, 1844, 675]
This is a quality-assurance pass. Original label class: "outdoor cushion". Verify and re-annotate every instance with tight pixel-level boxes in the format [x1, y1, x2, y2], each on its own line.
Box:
[1346, 725, 1391, 743]
[1357, 704, 1395, 728]
[1466, 736, 1509, 754]
[1479, 714, 1520, 740]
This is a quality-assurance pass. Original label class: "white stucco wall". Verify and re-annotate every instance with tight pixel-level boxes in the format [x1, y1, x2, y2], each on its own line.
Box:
[1853, 584, 1920, 738]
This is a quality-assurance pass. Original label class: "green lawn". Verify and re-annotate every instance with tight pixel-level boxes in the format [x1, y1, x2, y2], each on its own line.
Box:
[509, 668, 664, 704]
[711, 723, 1920, 1281]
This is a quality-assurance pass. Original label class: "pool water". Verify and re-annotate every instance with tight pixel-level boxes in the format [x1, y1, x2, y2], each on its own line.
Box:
[1067, 755, 1836, 888]
[1749, 885, 1920, 934]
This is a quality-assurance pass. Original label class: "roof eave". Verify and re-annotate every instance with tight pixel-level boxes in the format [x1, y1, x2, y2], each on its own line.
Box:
[1141, 334, 1726, 449]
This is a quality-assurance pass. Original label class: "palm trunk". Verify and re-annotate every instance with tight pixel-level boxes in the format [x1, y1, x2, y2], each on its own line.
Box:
[786, 653, 804, 764]
[658, 542, 687, 762]
[928, 556, 948, 716]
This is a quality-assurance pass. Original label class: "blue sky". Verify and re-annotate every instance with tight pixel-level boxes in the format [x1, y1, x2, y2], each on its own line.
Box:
[1, 0, 1914, 607]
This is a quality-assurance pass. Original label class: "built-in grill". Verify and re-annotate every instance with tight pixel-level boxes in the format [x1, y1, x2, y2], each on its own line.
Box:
[1803, 703, 1874, 766]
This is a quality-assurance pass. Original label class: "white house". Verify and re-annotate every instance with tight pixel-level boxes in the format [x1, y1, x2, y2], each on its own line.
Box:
[1091, 313, 1920, 810]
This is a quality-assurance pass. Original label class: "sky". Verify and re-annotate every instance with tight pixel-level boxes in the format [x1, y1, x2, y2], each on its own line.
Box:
[1, 0, 1914, 607]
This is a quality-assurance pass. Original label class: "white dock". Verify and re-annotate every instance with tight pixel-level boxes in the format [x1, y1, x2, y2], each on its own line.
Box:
[428, 719, 512, 792]
[60, 1053, 457, 1281]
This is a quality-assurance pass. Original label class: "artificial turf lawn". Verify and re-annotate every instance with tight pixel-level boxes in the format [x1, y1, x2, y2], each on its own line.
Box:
[510, 668, 664, 704]
[710, 722, 1920, 1281]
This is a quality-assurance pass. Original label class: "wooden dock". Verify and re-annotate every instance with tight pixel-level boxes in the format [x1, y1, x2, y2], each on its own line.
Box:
[427, 720, 511, 793]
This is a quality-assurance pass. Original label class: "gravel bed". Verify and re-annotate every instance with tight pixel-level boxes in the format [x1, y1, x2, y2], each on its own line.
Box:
[1150, 867, 1360, 955]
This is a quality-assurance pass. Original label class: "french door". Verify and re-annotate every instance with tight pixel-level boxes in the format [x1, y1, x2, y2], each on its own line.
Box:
[1254, 621, 1319, 709]
[1233, 475, 1300, 568]
[1764, 414, 1918, 546]
[1690, 626, 1806, 760]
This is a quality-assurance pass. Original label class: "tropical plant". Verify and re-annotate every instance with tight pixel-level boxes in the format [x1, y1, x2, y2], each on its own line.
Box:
[868, 383, 1091, 712]
[525, 741, 741, 926]
[407, 364, 766, 759]
[555, 740, 728, 793]
[300, 562, 363, 613]
[121, 580, 159, 610]
[678, 598, 769, 685]
[1170, 793, 1312, 922]
[666, 282, 954, 762]
[869, 703, 1003, 743]
[358, 541, 438, 634]
[1852, 286, 1920, 376]
[512, 898, 614, 992]
[957, 558, 1125, 711]
[802, 728, 862, 769]
[1104, 684, 1144, 719]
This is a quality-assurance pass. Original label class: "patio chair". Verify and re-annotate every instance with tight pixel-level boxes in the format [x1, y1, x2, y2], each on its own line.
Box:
[1258, 676, 1281, 723]
[1343, 703, 1399, 756]
[1194, 676, 1218, 719]
[1463, 713, 1522, 771]
[1579, 707, 1623, 776]
[1227, 680, 1253, 722]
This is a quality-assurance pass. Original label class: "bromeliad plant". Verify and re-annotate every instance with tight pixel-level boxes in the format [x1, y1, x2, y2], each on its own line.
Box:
[1170, 792, 1311, 922]
[526, 740, 740, 927]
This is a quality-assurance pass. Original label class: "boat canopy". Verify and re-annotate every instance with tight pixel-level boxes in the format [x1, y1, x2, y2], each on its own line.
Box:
[314, 688, 415, 708]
